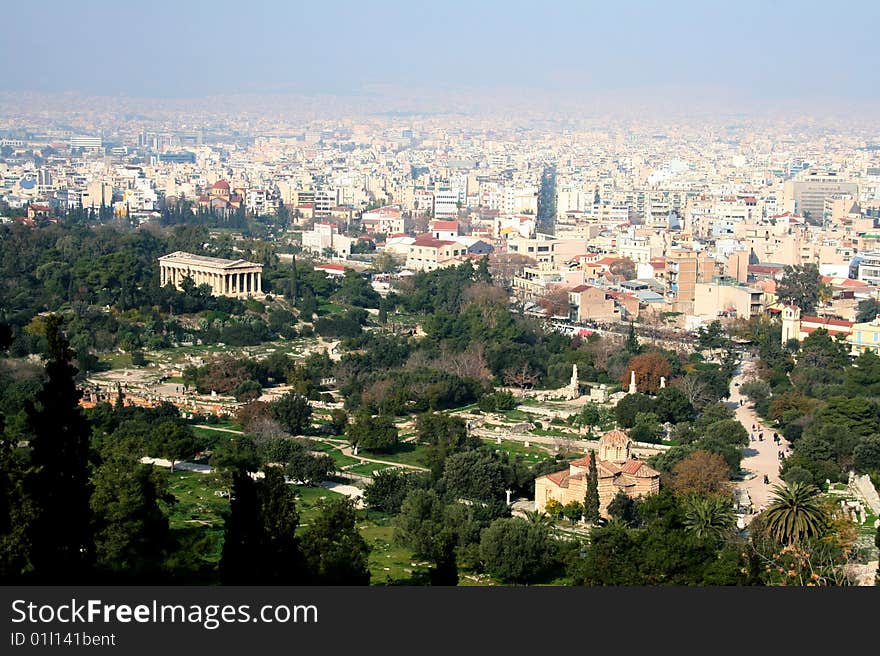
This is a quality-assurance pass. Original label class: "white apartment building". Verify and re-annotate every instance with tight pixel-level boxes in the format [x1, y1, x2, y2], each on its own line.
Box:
[433, 190, 458, 219]
[302, 222, 351, 259]
[857, 251, 880, 286]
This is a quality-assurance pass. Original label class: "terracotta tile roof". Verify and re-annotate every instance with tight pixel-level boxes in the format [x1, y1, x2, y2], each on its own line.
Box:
[620, 460, 644, 475]
[600, 429, 631, 447]
[801, 316, 854, 328]
[412, 234, 455, 248]
[431, 220, 459, 231]
[597, 461, 621, 476]
[545, 469, 570, 487]
[569, 455, 593, 468]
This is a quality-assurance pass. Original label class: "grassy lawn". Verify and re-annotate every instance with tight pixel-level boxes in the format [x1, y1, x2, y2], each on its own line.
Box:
[97, 351, 133, 370]
[192, 426, 232, 450]
[330, 451, 360, 468]
[317, 302, 346, 315]
[858, 508, 878, 539]
[162, 470, 230, 530]
[362, 442, 430, 468]
[292, 486, 336, 526]
[357, 512, 428, 585]
[200, 418, 243, 431]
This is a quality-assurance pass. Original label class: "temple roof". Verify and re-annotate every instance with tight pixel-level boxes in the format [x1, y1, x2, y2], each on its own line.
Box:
[158, 251, 260, 270]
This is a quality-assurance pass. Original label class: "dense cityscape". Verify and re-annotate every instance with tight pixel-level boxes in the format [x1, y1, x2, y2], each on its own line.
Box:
[1, 1, 879, 589]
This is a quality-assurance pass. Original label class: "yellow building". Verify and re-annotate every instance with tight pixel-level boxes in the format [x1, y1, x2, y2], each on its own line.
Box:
[534, 430, 660, 517]
[847, 317, 880, 355]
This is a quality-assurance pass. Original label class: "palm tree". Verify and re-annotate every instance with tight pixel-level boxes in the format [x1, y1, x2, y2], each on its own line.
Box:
[763, 482, 829, 545]
[683, 495, 735, 541]
[523, 510, 553, 526]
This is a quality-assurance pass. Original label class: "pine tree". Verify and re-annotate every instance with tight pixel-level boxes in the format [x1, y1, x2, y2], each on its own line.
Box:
[23, 315, 94, 582]
[584, 450, 600, 523]
[90, 449, 173, 580]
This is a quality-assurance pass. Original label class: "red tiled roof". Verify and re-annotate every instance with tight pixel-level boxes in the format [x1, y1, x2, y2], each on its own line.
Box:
[412, 234, 455, 248]
[545, 469, 570, 487]
[620, 460, 644, 475]
[316, 263, 346, 271]
[569, 455, 592, 468]
[212, 180, 230, 189]
[431, 220, 459, 231]
[801, 316, 854, 328]
[600, 429, 630, 446]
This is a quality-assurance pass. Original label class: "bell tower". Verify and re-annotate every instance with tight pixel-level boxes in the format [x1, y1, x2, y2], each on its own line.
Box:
[781, 305, 801, 345]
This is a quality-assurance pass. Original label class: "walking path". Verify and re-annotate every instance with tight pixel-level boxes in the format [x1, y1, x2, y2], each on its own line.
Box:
[195, 424, 243, 434]
[729, 359, 791, 522]
[338, 444, 429, 471]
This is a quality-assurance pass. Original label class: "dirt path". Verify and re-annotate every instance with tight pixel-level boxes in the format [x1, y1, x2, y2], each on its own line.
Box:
[729, 359, 791, 521]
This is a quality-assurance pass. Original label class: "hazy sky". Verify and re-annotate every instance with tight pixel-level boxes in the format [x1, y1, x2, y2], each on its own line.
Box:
[3, 0, 879, 103]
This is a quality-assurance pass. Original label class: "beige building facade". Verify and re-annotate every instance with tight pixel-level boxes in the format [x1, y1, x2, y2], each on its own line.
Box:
[534, 430, 660, 517]
[158, 251, 263, 297]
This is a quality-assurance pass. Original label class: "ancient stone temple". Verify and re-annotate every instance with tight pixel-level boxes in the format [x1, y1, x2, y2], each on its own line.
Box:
[534, 429, 661, 517]
[158, 251, 263, 298]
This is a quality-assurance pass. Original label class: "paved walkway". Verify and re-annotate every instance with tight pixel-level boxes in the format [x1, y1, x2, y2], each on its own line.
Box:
[729, 359, 791, 521]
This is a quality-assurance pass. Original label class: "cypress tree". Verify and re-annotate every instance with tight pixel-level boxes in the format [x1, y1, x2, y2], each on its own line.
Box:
[219, 469, 261, 585]
[23, 315, 94, 582]
[625, 321, 641, 355]
[584, 450, 600, 523]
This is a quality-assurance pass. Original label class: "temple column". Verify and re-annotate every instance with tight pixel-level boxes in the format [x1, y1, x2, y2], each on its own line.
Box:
[256, 271, 261, 293]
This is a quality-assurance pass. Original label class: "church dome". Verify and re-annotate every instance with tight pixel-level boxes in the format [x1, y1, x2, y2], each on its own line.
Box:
[599, 429, 631, 447]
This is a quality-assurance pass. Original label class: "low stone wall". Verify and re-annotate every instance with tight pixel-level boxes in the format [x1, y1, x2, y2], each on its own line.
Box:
[850, 472, 880, 515]
[515, 405, 578, 420]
